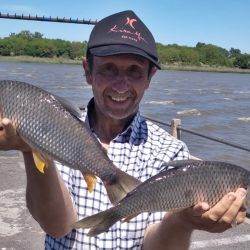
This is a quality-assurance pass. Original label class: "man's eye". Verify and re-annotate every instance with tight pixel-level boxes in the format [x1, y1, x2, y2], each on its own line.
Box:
[127, 66, 145, 79]
[99, 65, 117, 77]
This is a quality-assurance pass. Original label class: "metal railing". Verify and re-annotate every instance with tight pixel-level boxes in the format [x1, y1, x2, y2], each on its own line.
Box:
[144, 116, 250, 153]
[144, 116, 250, 218]
[0, 12, 98, 25]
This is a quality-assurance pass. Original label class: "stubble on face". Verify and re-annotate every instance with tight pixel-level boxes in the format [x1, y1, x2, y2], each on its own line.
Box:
[88, 54, 152, 122]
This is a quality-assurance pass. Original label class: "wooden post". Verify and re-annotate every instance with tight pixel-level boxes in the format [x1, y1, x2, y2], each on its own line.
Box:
[171, 119, 181, 139]
[171, 119, 201, 160]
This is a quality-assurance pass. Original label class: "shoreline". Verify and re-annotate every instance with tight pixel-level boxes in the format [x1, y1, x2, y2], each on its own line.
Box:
[1, 55, 250, 74]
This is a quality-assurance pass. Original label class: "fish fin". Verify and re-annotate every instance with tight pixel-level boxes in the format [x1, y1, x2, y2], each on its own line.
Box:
[160, 159, 202, 171]
[122, 213, 140, 223]
[74, 207, 120, 236]
[104, 169, 141, 205]
[83, 174, 97, 193]
[32, 151, 47, 174]
[53, 95, 83, 119]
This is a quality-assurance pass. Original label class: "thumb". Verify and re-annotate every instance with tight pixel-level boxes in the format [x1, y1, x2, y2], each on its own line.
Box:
[192, 202, 210, 216]
[1, 118, 16, 135]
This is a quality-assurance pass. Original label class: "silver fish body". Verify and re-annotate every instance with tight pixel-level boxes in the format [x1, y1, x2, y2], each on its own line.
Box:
[75, 160, 250, 236]
[0, 80, 140, 204]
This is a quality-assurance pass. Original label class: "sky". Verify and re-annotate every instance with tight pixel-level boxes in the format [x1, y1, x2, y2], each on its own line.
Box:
[0, 0, 249, 53]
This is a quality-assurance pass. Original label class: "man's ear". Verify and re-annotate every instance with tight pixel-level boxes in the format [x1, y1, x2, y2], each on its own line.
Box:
[148, 66, 157, 81]
[82, 58, 92, 85]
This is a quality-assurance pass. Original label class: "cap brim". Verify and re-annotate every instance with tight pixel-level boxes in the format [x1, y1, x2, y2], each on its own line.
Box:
[89, 44, 161, 69]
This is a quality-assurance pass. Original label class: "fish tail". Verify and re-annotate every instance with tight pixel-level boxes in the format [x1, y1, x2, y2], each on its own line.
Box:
[105, 169, 141, 205]
[74, 207, 120, 236]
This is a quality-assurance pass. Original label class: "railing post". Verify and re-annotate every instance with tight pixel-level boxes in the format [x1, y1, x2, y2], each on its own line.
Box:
[171, 119, 181, 139]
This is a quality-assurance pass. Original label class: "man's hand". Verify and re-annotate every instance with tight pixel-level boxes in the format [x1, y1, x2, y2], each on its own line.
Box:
[176, 188, 247, 233]
[0, 118, 31, 152]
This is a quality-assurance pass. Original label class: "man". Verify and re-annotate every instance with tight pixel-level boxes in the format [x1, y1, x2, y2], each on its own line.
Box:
[0, 10, 246, 250]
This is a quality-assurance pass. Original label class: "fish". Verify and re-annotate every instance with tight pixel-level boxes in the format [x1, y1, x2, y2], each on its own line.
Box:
[74, 159, 250, 236]
[0, 80, 141, 204]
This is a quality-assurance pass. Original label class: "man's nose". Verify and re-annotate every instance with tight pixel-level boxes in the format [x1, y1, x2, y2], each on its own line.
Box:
[112, 73, 130, 93]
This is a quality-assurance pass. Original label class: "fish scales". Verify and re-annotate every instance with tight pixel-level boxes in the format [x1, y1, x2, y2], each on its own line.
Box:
[157, 164, 241, 207]
[0, 80, 140, 204]
[115, 161, 248, 216]
[0, 80, 109, 174]
[74, 160, 250, 236]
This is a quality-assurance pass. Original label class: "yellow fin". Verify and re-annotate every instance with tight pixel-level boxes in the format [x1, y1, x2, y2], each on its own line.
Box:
[32, 151, 47, 174]
[83, 174, 97, 193]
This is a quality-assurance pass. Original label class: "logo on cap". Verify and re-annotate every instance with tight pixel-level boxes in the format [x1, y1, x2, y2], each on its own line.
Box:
[125, 17, 137, 29]
[108, 16, 147, 44]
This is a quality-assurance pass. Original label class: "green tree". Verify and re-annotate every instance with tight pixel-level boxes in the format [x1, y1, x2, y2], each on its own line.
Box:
[15, 30, 34, 40]
[195, 43, 229, 66]
[179, 47, 200, 65]
[233, 54, 250, 69]
[33, 32, 44, 39]
[1, 30, 249, 69]
[229, 48, 241, 57]
[0, 39, 12, 55]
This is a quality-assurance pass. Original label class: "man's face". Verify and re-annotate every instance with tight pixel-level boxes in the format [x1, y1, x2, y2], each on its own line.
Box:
[85, 54, 155, 120]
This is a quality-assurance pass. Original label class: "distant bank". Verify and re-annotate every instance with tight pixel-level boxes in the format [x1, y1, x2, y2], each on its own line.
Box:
[1, 55, 250, 74]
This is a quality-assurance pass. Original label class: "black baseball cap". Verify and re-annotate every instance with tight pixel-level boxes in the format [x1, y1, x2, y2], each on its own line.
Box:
[87, 10, 161, 69]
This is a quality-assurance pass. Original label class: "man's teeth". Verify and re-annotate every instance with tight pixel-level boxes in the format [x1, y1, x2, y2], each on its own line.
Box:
[111, 96, 127, 102]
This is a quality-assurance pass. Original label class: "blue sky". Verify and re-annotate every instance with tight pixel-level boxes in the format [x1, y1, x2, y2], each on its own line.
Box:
[0, 0, 249, 53]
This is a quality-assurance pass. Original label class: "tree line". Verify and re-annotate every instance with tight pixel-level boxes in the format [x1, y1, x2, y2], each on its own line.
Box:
[0, 30, 249, 69]
[0, 31, 87, 60]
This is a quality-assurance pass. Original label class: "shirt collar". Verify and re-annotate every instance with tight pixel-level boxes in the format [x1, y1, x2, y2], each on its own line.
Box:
[80, 98, 94, 130]
[128, 111, 146, 145]
[83, 98, 146, 145]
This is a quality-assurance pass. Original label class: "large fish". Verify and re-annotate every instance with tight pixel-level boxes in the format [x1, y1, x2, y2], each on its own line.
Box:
[74, 160, 250, 236]
[0, 80, 141, 204]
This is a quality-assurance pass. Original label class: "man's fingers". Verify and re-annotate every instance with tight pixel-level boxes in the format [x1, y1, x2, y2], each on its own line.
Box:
[0, 117, 31, 152]
[1, 118, 11, 126]
[219, 188, 247, 225]
[192, 202, 210, 216]
[235, 207, 247, 225]
[204, 192, 237, 222]
[1, 118, 16, 135]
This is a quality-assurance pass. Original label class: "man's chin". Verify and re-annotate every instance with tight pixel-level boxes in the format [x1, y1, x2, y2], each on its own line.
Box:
[106, 110, 136, 121]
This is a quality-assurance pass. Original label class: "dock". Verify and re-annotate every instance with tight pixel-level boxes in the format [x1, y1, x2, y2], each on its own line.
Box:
[1, 119, 250, 249]
[0, 152, 43, 249]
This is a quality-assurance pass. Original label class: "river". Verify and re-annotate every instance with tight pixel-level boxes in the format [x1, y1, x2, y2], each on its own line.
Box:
[0, 60, 250, 168]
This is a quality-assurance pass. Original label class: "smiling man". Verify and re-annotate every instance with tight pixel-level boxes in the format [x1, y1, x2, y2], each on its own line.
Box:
[0, 10, 247, 250]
